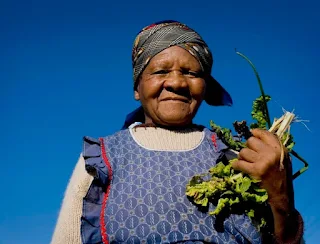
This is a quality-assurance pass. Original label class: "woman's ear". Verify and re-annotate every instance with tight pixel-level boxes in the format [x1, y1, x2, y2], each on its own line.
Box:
[134, 79, 141, 100]
[134, 89, 140, 101]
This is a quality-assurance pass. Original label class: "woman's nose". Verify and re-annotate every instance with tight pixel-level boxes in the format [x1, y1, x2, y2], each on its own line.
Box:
[163, 71, 188, 91]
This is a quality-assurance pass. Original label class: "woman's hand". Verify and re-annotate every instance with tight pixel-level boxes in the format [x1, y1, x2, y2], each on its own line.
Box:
[231, 128, 303, 243]
[231, 128, 292, 204]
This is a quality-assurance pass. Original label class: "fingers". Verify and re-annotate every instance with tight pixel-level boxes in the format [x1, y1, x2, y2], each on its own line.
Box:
[246, 136, 266, 153]
[238, 147, 261, 163]
[231, 159, 260, 179]
[251, 129, 281, 150]
[232, 129, 284, 181]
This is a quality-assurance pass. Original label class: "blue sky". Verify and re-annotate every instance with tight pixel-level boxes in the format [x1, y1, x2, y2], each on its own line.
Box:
[1, 0, 319, 243]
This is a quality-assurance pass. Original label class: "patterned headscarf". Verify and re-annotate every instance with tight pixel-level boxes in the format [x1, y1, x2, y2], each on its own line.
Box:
[132, 20, 213, 85]
[122, 20, 233, 129]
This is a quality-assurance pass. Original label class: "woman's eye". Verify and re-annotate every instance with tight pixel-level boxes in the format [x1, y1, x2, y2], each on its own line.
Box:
[153, 70, 168, 75]
[188, 72, 197, 76]
[185, 71, 201, 77]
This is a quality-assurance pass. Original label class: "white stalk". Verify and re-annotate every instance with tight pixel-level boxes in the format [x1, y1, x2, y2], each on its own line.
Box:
[269, 111, 296, 170]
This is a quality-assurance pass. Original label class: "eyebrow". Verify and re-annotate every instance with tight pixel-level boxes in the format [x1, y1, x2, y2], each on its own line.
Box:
[148, 59, 172, 69]
[149, 60, 202, 72]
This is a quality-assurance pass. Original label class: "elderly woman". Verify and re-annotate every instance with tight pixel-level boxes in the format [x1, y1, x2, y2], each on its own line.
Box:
[51, 20, 304, 244]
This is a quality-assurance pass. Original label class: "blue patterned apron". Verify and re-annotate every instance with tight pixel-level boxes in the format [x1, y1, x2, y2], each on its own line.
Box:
[81, 127, 262, 244]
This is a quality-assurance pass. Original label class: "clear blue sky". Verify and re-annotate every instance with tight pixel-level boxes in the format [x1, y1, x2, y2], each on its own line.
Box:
[1, 0, 319, 243]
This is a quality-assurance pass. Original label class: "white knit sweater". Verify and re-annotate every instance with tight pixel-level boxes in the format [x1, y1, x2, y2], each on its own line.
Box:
[51, 126, 204, 244]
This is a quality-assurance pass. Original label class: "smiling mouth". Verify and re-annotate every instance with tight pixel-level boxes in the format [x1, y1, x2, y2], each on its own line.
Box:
[161, 98, 189, 103]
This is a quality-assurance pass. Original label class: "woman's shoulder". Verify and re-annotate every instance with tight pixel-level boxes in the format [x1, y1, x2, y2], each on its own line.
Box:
[81, 131, 129, 186]
[82, 129, 132, 159]
[83, 129, 130, 144]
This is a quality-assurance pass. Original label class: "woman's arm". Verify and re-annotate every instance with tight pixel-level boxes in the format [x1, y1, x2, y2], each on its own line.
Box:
[268, 197, 304, 243]
[51, 155, 93, 244]
[231, 129, 304, 243]
[265, 153, 304, 244]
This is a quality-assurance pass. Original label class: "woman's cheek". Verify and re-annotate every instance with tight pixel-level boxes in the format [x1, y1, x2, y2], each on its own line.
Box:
[190, 79, 206, 97]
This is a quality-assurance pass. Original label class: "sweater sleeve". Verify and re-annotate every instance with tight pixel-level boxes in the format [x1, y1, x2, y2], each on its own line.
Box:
[51, 154, 94, 244]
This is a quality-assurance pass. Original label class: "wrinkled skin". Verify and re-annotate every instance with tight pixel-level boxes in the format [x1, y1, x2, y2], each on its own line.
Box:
[135, 45, 300, 243]
[134, 46, 206, 126]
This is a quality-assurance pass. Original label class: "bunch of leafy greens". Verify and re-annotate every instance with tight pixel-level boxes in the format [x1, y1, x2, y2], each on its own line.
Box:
[186, 95, 274, 229]
[186, 50, 308, 231]
[186, 160, 268, 228]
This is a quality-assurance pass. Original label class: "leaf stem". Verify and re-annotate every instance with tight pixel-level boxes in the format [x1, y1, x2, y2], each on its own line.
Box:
[291, 150, 309, 179]
[235, 50, 271, 128]
[235, 50, 309, 179]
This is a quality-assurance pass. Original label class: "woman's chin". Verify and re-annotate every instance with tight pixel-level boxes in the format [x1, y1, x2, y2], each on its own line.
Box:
[156, 114, 193, 127]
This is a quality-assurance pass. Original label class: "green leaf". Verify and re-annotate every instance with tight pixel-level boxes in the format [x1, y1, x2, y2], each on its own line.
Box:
[229, 197, 240, 206]
[235, 176, 252, 193]
[247, 209, 255, 218]
[210, 121, 246, 151]
[282, 132, 295, 152]
[209, 162, 225, 176]
[194, 197, 209, 207]
[252, 184, 267, 194]
[211, 198, 229, 215]
[251, 95, 271, 130]
[221, 190, 234, 197]
[259, 218, 267, 228]
[188, 175, 203, 186]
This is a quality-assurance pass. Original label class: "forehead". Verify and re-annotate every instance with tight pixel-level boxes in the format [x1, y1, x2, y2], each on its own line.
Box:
[146, 46, 201, 68]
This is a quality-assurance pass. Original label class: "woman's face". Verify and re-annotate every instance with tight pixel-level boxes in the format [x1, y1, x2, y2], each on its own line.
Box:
[134, 46, 207, 126]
